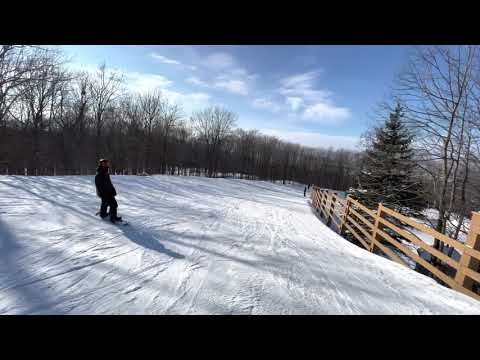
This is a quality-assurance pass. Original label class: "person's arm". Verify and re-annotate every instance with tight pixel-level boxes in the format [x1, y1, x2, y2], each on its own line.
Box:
[95, 174, 107, 197]
[106, 175, 117, 197]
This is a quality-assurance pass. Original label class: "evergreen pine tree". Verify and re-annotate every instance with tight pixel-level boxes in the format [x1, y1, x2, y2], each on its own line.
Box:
[349, 104, 424, 215]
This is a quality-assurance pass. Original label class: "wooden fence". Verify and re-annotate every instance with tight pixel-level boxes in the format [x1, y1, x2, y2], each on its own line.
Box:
[310, 186, 480, 301]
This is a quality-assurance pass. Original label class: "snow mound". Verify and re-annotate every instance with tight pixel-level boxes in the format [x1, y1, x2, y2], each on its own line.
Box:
[0, 175, 479, 314]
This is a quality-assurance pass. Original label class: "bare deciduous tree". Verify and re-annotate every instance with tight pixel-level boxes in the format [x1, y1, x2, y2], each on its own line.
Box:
[397, 46, 476, 234]
[89, 63, 123, 159]
[191, 106, 236, 177]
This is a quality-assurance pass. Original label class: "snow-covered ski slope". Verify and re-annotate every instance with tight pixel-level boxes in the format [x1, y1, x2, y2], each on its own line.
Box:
[1, 175, 480, 314]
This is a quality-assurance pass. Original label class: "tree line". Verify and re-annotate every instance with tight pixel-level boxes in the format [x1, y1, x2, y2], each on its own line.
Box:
[0, 45, 360, 190]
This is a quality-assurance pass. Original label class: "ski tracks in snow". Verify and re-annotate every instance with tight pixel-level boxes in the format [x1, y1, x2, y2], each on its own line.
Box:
[1, 176, 480, 314]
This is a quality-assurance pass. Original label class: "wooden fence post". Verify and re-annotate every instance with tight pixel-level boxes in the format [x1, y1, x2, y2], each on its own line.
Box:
[327, 193, 337, 227]
[316, 189, 321, 212]
[321, 190, 327, 219]
[370, 203, 383, 252]
[317, 190, 322, 216]
[320, 190, 326, 218]
[454, 212, 480, 293]
[339, 196, 351, 236]
[315, 189, 320, 210]
[324, 190, 329, 217]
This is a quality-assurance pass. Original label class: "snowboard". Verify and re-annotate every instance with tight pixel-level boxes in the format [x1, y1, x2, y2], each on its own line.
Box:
[95, 211, 128, 225]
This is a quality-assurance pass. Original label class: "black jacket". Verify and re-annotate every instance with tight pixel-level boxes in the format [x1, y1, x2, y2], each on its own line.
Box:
[95, 166, 117, 198]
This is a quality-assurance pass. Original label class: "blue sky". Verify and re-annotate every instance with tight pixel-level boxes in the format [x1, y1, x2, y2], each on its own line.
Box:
[60, 45, 411, 150]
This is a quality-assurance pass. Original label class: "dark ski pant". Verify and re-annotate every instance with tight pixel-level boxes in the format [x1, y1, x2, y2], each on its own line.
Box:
[100, 196, 118, 220]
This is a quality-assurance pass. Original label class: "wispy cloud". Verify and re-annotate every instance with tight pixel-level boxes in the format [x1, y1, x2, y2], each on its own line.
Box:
[285, 97, 303, 111]
[280, 70, 322, 89]
[302, 103, 350, 122]
[261, 128, 359, 150]
[279, 71, 331, 103]
[67, 62, 210, 114]
[126, 72, 173, 94]
[231, 68, 259, 81]
[191, 52, 258, 96]
[186, 76, 209, 87]
[150, 53, 197, 71]
[252, 98, 281, 112]
[163, 91, 211, 115]
[248, 70, 348, 121]
[214, 78, 248, 96]
[203, 52, 235, 69]
[187, 74, 250, 96]
[187, 75, 252, 97]
[151, 53, 181, 65]
[278, 70, 351, 124]
[125, 71, 210, 115]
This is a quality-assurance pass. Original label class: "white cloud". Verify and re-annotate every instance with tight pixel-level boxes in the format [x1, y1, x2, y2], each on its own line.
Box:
[150, 53, 181, 65]
[280, 70, 321, 89]
[150, 53, 197, 71]
[280, 87, 332, 103]
[260, 128, 359, 150]
[126, 72, 172, 94]
[214, 79, 248, 96]
[186, 76, 209, 87]
[303, 103, 351, 123]
[286, 97, 303, 111]
[162, 90, 211, 113]
[230, 68, 258, 80]
[203, 52, 235, 69]
[279, 70, 331, 103]
[125, 71, 210, 116]
[277, 70, 350, 124]
[67, 61, 208, 116]
[252, 98, 281, 112]
[184, 52, 258, 97]
[210, 65, 257, 96]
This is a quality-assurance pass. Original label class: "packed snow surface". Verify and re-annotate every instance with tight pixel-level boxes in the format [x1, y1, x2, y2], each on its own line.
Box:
[1, 175, 479, 314]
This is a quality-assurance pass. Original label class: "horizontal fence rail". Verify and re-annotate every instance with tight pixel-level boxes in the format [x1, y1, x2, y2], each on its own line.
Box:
[310, 186, 480, 302]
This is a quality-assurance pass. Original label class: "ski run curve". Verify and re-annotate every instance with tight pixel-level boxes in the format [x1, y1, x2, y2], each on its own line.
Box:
[1, 175, 479, 314]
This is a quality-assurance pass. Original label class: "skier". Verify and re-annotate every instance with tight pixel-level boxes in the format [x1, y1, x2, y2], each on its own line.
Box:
[304, 186, 307, 197]
[95, 159, 123, 223]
